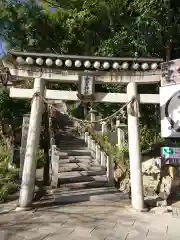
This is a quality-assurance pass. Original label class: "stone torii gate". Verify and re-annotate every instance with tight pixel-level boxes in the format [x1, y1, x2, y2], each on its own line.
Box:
[3, 51, 163, 210]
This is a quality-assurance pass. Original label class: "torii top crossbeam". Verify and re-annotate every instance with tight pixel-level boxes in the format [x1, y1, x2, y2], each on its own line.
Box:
[3, 51, 163, 84]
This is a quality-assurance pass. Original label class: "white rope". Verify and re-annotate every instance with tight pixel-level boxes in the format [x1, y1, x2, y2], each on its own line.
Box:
[32, 92, 135, 126]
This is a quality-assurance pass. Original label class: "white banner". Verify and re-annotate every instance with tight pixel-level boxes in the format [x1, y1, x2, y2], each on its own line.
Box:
[160, 83, 180, 138]
[161, 59, 180, 86]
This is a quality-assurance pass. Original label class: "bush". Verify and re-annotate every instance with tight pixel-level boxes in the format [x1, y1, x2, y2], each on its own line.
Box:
[0, 146, 18, 203]
[140, 125, 162, 152]
[78, 125, 130, 177]
[78, 123, 163, 179]
[36, 149, 44, 169]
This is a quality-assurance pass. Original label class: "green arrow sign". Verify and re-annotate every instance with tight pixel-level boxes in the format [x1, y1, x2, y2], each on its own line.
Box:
[163, 147, 175, 157]
[162, 147, 176, 158]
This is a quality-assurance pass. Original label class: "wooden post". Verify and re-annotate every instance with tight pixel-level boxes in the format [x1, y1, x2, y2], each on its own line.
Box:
[127, 82, 144, 211]
[19, 78, 45, 208]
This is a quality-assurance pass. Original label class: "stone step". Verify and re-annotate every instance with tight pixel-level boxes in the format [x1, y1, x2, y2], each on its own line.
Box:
[59, 147, 88, 151]
[51, 187, 128, 204]
[58, 163, 104, 172]
[59, 157, 94, 164]
[59, 179, 111, 190]
[59, 142, 86, 145]
[58, 173, 107, 184]
[60, 140, 82, 143]
[57, 152, 69, 159]
[59, 167, 105, 176]
[60, 149, 92, 156]
[58, 141, 86, 145]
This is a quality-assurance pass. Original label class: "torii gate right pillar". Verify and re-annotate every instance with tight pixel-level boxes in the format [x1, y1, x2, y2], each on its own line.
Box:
[127, 82, 145, 211]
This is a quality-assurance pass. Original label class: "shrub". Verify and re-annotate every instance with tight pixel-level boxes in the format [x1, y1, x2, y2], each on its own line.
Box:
[78, 123, 163, 179]
[36, 149, 44, 169]
[78, 125, 129, 177]
[0, 146, 18, 203]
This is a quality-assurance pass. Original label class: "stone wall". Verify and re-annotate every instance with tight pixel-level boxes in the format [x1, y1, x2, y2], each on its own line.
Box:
[142, 157, 161, 196]
[114, 156, 162, 196]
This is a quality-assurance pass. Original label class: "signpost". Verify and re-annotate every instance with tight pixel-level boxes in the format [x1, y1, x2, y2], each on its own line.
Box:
[161, 147, 180, 165]
[20, 114, 30, 178]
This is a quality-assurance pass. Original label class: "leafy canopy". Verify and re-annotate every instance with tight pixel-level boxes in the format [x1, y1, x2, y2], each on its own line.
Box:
[1, 0, 179, 58]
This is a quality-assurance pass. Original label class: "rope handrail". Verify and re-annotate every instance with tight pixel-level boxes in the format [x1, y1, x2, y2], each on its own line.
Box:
[32, 92, 135, 126]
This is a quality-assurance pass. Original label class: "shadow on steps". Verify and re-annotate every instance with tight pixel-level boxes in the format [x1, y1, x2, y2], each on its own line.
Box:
[32, 187, 130, 207]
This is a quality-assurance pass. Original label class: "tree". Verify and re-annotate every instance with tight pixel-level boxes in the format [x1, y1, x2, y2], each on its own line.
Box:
[1, 0, 180, 148]
[0, 88, 30, 148]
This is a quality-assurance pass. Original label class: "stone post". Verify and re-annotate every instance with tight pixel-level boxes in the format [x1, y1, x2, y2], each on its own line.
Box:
[89, 107, 97, 129]
[100, 151, 106, 166]
[85, 132, 88, 143]
[20, 113, 30, 179]
[101, 121, 107, 134]
[89, 108, 96, 122]
[95, 144, 101, 163]
[107, 156, 114, 185]
[127, 82, 144, 211]
[116, 117, 125, 148]
[91, 139, 96, 158]
[50, 145, 59, 188]
[18, 78, 45, 208]
[87, 135, 91, 149]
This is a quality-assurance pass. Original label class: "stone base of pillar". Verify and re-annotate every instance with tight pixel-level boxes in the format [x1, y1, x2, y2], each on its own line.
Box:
[156, 165, 180, 206]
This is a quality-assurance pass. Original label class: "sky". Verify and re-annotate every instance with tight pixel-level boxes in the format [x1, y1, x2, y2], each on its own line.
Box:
[0, 40, 8, 58]
[0, 40, 4, 57]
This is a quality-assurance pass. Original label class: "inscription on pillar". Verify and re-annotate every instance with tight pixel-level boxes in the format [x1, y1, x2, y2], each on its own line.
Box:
[20, 113, 30, 177]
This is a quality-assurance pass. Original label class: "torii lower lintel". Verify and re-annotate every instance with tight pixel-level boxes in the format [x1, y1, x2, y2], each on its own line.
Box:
[10, 88, 160, 104]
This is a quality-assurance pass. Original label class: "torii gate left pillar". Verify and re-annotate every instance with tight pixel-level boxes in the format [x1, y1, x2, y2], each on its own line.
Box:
[18, 78, 45, 208]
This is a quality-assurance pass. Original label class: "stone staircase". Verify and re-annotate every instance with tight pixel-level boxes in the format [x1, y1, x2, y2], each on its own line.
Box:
[50, 111, 126, 203]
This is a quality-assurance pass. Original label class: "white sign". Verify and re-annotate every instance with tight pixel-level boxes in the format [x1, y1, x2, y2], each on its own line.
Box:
[161, 59, 180, 86]
[160, 83, 180, 138]
[20, 114, 30, 177]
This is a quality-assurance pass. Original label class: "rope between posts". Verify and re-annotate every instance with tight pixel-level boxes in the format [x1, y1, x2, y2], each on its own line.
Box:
[32, 92, 135, 125]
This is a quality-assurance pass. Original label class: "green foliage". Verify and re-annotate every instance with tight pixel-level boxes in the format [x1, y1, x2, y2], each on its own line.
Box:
[0, 89, 30, 127]
[0, 0, 177, 171]
[2, 0, 180, 58]
[0, 146, 18, 203]
[36, 149, 45, 169]
[79, 125, 129, 177]
[79, 122, 163, 180]
[140, 125, 161, 152]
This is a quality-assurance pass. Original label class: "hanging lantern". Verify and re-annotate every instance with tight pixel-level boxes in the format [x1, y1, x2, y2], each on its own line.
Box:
[77, 73, 96, 102]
